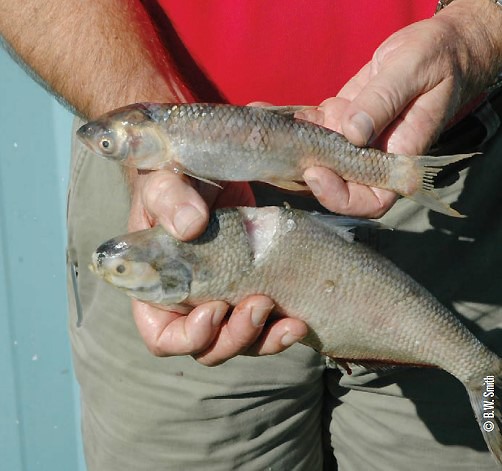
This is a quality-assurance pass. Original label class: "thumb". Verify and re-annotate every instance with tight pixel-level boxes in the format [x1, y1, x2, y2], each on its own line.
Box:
[131, 170, 209, 240]
[340, 64, 421, 147]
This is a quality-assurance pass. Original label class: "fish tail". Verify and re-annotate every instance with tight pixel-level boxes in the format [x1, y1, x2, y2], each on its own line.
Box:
[465, 365, 502, 466]
[408, 152, 479, 217]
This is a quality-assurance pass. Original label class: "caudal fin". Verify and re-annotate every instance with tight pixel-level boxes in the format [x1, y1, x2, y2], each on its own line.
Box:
[466, 370, 502, 466]
[409, 152, 480, 217]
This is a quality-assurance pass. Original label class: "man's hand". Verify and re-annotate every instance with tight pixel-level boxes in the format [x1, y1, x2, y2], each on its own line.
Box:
[0, 0, 308, 364]
[127, 170, 307, 366]
[301, 0, 502, 218]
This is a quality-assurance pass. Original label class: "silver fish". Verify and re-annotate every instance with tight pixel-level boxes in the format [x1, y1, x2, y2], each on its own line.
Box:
[89, 206, 502, 465]
[77, 103, 476, 217]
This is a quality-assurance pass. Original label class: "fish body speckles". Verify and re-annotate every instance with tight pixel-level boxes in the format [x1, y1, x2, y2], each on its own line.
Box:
[77, 103, 478, 216]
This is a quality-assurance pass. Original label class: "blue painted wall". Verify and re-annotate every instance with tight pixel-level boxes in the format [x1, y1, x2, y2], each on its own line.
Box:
[0, 48, 86, 470]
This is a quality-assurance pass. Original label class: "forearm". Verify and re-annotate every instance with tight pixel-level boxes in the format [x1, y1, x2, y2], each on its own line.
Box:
[0, 0, 193, 119]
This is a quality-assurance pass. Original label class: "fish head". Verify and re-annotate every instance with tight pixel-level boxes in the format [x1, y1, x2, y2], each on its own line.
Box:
[77, 104, 166, 168]
[89, 228, 193, 305]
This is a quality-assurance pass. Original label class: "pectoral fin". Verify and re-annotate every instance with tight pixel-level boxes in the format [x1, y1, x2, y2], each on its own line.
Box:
[182, 171, 223, 189]
[162, 161, 223, 189]
[262, 178, 310, 191]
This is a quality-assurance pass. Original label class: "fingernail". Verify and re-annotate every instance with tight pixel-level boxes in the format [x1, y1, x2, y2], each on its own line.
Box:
[311, 109, 325, 126]
[303, 175, 321, 196]
[250, 299, 274, 327]
[348, 111, 374, 145]
[281, 331, 301, 347]
[295, 111, 307, 120]
[296, 109, 324, 126]
[212, 303, 227, 326]
[173, 205, 204, 238]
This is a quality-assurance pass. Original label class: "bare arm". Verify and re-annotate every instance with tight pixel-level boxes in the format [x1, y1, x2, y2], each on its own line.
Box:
[0, 0, 192, 117]
[0, 0, 307, 364]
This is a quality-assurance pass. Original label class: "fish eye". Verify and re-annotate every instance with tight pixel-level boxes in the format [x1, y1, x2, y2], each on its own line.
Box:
[110, 259, 129, 275]
[99, 137, 115, 153]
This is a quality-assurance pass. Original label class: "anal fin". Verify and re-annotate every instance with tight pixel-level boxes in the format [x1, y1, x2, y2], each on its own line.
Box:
[325, 355, 438, 375]
[408, 189, 464, 218]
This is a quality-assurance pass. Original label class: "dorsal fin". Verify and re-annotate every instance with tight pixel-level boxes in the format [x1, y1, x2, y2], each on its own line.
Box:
[309, 214, 391, 242]
[259, 105, 318, 118]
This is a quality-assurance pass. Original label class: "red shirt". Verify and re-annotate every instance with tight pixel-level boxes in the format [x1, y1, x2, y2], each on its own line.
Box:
[158, 1, 437, 105]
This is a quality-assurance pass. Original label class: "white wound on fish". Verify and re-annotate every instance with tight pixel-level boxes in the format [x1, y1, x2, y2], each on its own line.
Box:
[238, 207, 280, 263]
[323, 280, 335, 293]
[285, 218, 297, 233]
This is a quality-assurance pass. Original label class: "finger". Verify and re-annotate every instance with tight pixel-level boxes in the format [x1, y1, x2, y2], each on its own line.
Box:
[132, 299, 229, 357]
[319, 96, 351, 133]
[340, 61, 422, 147]
[193, 295, 275, 366]
[129, 181, 156, 231]
[303, 166, 398, 218]
[376, 80, 455, 155]
[245, 317, 308, 356]
[140, 170, 209, 240]
[247, 101, 273, 107]
[336, 61, 372, 102]
[248, 102, 325, 127]
[294, 107, 325, 126]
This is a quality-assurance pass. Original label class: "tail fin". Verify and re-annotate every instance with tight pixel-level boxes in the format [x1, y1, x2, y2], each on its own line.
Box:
[409, 152, 480, 217]
[466, 370, 502, 466]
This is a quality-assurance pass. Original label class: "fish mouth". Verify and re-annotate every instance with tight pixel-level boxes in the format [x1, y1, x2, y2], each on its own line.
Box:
[88, 262, 114, 285]
[89, 252, 104, 278]
[76, 121, 112, 156]
[76, 123, 102, 156]
[76, 122, 98, 143]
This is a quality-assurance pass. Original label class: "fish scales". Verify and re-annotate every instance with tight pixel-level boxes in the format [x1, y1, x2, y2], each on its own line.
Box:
[183, 208, 493, 381]
[77, 103, 477, 216]
[90, 207, 502, 464]
[90, 206, 498, 382]
[147, 103, 396, 186]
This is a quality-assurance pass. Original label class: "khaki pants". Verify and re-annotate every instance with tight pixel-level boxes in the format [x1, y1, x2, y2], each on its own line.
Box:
[67, 118, 502, 470]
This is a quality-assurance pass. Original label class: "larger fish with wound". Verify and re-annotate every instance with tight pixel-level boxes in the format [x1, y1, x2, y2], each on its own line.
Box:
[89, 207, 502, 466]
